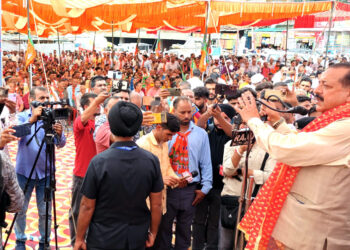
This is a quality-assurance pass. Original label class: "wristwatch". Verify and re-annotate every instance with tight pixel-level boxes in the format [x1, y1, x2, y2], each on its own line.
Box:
[272, 117, 285, 129]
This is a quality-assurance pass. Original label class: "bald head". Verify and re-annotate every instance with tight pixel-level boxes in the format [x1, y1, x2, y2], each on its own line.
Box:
[131, 92, 142, 108]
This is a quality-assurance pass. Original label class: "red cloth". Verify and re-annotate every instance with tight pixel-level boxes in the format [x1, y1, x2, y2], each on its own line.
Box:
[169, 131, 191, 175]
[261, 67, 270, 78]
[22, 92, 30, 110]
[73, 116, 97, 177]
[95, 121, 111, 154]
[294, 15, 315, 28]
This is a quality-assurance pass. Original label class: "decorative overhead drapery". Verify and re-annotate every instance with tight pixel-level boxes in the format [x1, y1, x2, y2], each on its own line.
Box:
[1, 0, 339, 37]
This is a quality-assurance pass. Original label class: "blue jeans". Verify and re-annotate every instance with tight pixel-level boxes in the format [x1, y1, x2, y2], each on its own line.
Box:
[15, 174, 52, 244]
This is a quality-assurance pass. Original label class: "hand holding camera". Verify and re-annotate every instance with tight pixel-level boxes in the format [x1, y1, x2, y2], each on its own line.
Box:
[29, 106, 43, 123]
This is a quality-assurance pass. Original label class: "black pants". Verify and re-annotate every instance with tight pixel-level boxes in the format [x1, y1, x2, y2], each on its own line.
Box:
[69, 175, 84, 247]
[153, 185, 197, 250]
[192, 188, 221, 250]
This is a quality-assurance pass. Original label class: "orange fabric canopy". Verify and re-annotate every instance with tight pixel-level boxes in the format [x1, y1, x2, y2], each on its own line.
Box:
[1, 0, 333, 37]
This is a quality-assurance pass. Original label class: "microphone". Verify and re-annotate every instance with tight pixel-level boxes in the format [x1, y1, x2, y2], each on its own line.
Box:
[256, 99, 308, 116]
[171, 171, 199, 188]
[191, 170, 199, 178]
[285, 106, 309, 115]
[182, 170, 199, 183]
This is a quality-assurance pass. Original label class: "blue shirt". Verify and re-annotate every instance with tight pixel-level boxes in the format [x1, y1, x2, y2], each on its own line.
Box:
[168, 121, 213, 194]
[16, 110, 66, 180]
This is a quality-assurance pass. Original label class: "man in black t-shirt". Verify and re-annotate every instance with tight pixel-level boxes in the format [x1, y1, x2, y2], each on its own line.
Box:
[74, 101, 164, 250]
[193, 104, 235, 250]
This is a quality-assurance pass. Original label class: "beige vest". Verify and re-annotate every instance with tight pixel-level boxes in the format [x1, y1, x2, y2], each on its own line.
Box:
[272, 164, 350, 250]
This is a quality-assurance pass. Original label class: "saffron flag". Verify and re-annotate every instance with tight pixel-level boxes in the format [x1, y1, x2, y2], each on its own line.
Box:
[190, 59, 197, 78]
[155, 38, 161, 58]
[25, 31, 36, 68]
[199, 40, 207, 72]
[135, 44, 139, 55]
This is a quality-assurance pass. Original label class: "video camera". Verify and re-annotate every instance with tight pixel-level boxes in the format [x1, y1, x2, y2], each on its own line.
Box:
[31, 101, 69, 125]
[111, 79, 129, 93]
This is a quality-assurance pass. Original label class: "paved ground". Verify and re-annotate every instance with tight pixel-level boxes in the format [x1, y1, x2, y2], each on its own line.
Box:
[3, 131, 75, 249]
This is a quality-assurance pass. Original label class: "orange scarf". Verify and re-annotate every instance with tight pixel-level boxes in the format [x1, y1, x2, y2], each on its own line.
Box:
[169, 130, 191, 175]
[238, 102, 350, 250]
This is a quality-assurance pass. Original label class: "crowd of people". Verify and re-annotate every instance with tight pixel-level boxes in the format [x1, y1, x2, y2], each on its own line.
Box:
[0, 47, 349, 250]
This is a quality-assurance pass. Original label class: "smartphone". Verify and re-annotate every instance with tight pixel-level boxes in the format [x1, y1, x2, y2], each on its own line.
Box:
[167, 88, 181, 96]
[215, 84, 238, 96]
[153, 97, 161, 106]
[150, 112, 167, 124]
[13, 123, 32, 138]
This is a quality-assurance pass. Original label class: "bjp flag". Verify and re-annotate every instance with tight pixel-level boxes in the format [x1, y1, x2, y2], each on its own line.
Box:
[198, 41, 207, 73]
[155, 38, 161, 58]
[25, 32, 36, 68]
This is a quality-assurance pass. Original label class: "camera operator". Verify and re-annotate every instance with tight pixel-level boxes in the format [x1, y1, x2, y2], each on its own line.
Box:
[14, 87, 66, 250]
[235, 63, 350, 249]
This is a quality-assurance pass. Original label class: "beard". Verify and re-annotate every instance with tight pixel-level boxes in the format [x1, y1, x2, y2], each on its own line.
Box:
[180, 120, 190, 126]
[197, 103, 204, 110]
[208, 94, 217, 101]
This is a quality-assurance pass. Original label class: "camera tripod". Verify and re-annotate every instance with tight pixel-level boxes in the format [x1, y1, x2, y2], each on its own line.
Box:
[3, 122, 60, 250]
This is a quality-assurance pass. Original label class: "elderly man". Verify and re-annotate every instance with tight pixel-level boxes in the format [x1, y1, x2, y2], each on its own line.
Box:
[235, 63, 350, 249]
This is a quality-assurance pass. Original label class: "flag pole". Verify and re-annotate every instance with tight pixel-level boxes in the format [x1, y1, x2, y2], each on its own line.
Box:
[324, 0, 335, 68]
[26, 0, 33, 89]
[285, 19, 289, 65]
[112, 21, 114, 53]
[155, 30, 161, 57]
[93, 31, 96, 51]
[135, 29, 141, 58]
[57, 28, 61, 65]
[19, 33, 21, 54]
[200, 0, 210, 80]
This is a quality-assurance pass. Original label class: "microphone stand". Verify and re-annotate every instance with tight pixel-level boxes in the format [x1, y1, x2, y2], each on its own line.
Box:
[234, 131, 253, 250]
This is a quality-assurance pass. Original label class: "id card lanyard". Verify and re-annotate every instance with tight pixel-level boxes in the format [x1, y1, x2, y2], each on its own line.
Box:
[114, 146, 137, 151]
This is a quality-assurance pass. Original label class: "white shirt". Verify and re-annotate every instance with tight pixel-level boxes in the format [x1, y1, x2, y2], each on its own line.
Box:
[188, 77, 204, 90]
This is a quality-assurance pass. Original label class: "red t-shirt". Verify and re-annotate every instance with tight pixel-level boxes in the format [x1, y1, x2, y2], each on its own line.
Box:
[73, 116, 97, 177]
[95, 121, 111, 154]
